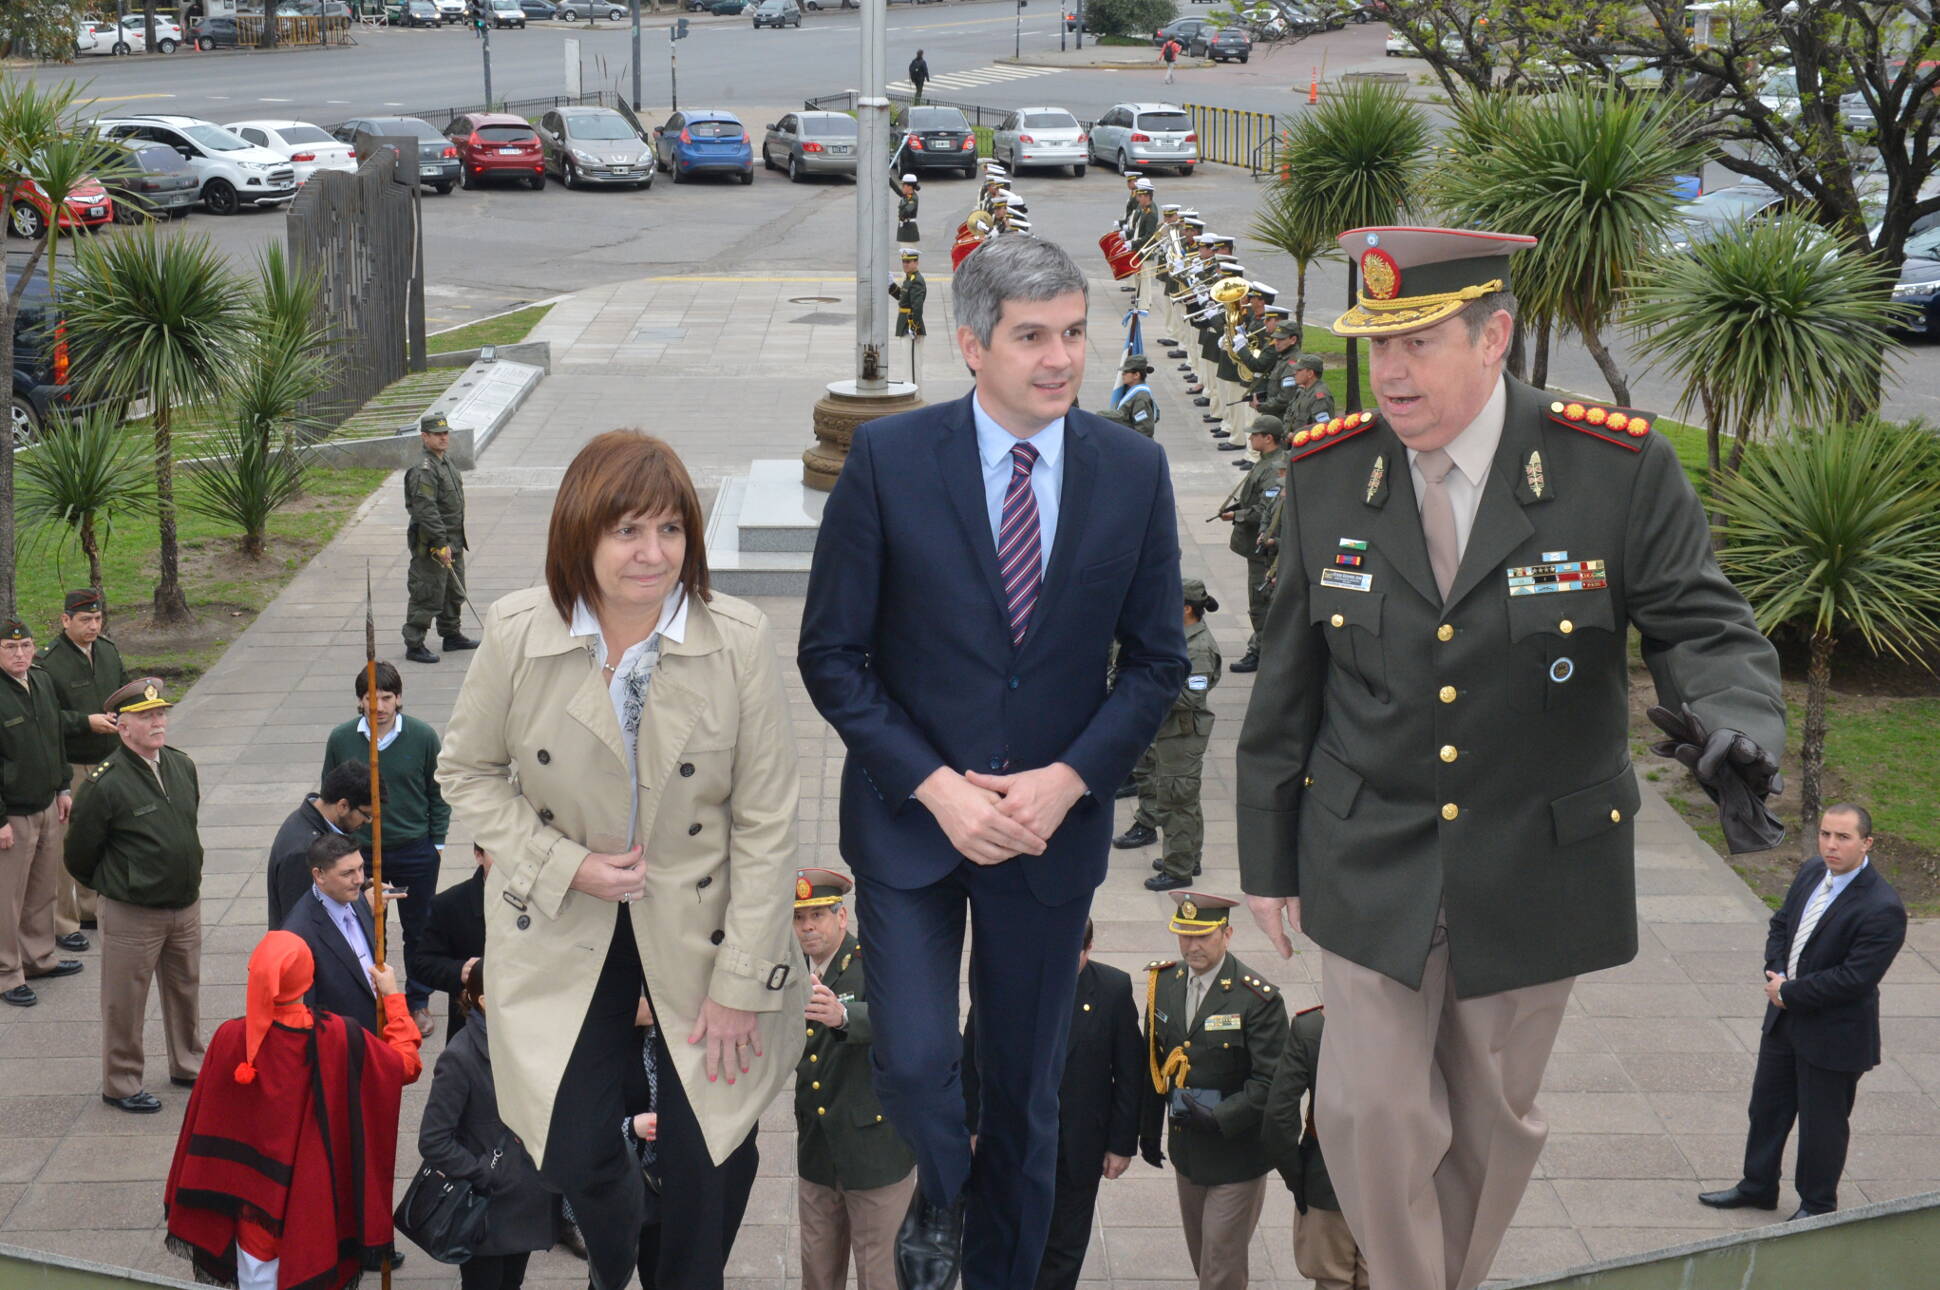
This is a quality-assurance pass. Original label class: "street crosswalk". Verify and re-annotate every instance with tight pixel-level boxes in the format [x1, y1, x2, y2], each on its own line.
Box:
[888, 64, 1066, 94]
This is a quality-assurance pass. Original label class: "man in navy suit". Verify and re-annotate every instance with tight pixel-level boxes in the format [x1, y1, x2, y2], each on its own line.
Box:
[800, 234, 1186, 1290]
[277, 834, 384, 1033]
[1700, 804, 1907, 1220]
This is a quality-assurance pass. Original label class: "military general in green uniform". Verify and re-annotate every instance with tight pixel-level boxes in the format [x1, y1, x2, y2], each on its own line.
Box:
[402, 413, 478, 665]
[1236, 226, 1786, 1290]
[1220, 417, 1288, 674]
[1263, 1005, 1368, 1290]
[793, 867, 916, 1290]
[1139, 892, 1287, 1290]
[1116, 580, 1221, 893]
[37, 588, 132, 946]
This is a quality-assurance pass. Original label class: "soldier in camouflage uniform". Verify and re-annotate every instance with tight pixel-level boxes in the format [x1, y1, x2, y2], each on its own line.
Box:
[1223, 418, 1289, 674]
[1114, 580, 1222, 893]
[1284, 355, 1337, 432]
[1249, 322, 1305, 420]
[1098, 355, 1160, 437]
[401, 413, 477, 664]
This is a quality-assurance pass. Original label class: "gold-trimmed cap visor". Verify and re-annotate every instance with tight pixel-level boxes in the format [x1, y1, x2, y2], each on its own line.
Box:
[1168, 891, 1237, 936]
[1331, 226, 1536, 338]
[105, 677, 172, 714]
[794, 867, 853, 909]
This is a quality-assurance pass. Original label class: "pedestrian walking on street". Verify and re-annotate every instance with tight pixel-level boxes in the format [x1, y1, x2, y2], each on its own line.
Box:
[1162, 38, 1180, 84]
[909, 49, 930, 103]
[402, 412, 479, 665]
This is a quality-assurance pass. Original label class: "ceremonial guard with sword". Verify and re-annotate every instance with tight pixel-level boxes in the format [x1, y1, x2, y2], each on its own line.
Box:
[887, 247, 927, 382]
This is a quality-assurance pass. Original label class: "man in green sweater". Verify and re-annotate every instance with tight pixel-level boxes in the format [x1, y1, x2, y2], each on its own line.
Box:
[2, 616, 89, 1007]
[322, 659, 448, 1036]
[37, 588, 132, 949]
[65, 677, 205, 1112]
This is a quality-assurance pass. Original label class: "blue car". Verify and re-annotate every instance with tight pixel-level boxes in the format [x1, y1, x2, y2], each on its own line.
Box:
[652, 109, 754, 185]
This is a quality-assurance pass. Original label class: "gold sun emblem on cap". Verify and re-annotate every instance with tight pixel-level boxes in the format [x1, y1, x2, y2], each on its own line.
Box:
[1361, 247, 1401, 301]
[143, 684, 159, 703]
[795, 876, 813, 901]
[1180, 900, 1198, 921]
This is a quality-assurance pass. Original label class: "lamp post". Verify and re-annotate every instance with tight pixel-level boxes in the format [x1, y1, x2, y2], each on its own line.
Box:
[632, 0, 642, 109]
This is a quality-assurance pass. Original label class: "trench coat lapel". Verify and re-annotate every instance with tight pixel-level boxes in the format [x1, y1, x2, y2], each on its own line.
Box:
[936, 394, 1010, 620]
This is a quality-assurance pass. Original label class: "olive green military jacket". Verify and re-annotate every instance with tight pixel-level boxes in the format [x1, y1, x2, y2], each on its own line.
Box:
[1228, 447, 1289, 557]
[1253, 353, 1299, 418]
[1098, 385, 1159, 437]
[1262, 1005, 1337, 1213]
[65, 744, 204, 910]
[1288, 381, 1336, 430]
[0, 668, 82, 817]
[1235, 377, 1785, 997]
[795, 932, 917, 1190]
[890, 271, 927, 338]
[1139, 951, 1287, 1186]
[406, 449, 466, 555]
[37, 633, 130, 766]
[1156, 616, 1221, 742]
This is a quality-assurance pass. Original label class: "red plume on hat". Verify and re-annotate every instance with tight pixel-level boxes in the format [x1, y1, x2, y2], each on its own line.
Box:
[234, 932, 314, 1084]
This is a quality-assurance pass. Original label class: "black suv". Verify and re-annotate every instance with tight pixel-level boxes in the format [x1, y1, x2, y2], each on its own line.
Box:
[8, 264, 78, 448]
[893, 105, 978, 178]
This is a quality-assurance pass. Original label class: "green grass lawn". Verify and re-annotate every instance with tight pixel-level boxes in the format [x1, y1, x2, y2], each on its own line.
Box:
[429, 303, 555, 354]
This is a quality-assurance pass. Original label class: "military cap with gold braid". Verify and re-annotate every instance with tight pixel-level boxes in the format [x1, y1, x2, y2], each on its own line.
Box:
[1168, 890, 1237, 937]
[1333, 226, 1536, 338]
[794, 867, 853, 909]
[104, 676, 173, 714]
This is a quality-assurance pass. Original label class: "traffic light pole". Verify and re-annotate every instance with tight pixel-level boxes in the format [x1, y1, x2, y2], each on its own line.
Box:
[631, 0, 642, 110]
[670, 26, 679, 112]
[481, 14, 494, 107]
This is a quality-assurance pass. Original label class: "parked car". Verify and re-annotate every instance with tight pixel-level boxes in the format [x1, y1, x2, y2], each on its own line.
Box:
[1890, 223, 1940, 337]
[802, 0, 856, 7]
[98, 115, 298, 214]
[990, 106, 1086, 177]
[117, 14, 182, 51]
[102, 140, 201, 222]
[433, 0, 469, 22]
[76, 20, 140, 54]
[386, 0, 441, 26]
[1662, 183, 1788, 254]
[332, 115, 462, 193]
[8, 266, 79, 449]
[489, 0, 527, 25]
[1154, 17, 1212, 48]
[189, 15, 244, 47]
[709, 0, 752, 12]
[893, 104, 978, 178]
[444, 112, 546, 189]
[518, 0, 559, 16]
[751, 0, 801, 25]
[1088, 102, 1197, 175]
[6, 176, 114, 240]
[652, 109, 754, 184]
[762, 110, 859, 181]
[1198, 26, 1251, 62]
[537, 105, 655, 188]
[554, 0, 628, 16]
[225, 119, 359, 187]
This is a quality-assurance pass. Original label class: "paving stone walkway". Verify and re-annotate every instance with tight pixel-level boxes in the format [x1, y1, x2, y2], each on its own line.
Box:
[2, 269, 1936, 1289]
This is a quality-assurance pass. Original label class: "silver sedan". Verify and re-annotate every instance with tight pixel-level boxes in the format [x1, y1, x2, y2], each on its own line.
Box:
[990, 107, 1088, 178]
[761, 111, 860, 182]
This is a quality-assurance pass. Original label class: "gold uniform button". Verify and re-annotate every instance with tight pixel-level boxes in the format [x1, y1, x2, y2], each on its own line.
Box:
[1330, 613, 1345, 628]
[1559, 619, 1575, 635]
[811, 1080, 821, 1090]
[1610, 808, 1622, 823]
[808, 1054, 818, 1062]
[1438, 685, 1457, 704]
[1436, 624, 1455, 642]
[817, 1107, 826, 1116]
[1303, 776, 1314, 787]
[1439, 745, 1458, 763]
[1441, 803, 1460, 821]
[806, 1027, 815, 1037]
[1183, 1040, 1192, 1049]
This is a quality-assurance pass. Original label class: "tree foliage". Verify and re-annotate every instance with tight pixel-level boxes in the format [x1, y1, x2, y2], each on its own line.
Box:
[14, 407, 156, 596]
[1084, 0, 1177, 40]
[0, 0, 84, 61]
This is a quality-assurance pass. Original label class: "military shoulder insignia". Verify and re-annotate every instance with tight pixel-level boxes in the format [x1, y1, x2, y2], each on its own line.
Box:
[1545, 399, 1653, 452]
[1291, 410, 1377, 460]
[1240, 974, 1276, 998]
[89, 760, 114, 781]
[1147, 960, 1177, 973]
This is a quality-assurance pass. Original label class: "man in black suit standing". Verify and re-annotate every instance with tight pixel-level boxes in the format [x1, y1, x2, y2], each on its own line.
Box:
[961, 919, 1142, 1290]
[265, 761, 372, 929]
[278, 834, 383, 1032]
[1700, 804, 1908, 1220]
[800, 234, 1186, 1290]
[410, 843, 488, 1036]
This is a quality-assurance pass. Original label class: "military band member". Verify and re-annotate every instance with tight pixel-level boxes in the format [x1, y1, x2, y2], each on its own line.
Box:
[35, 588, 130, 949]
[1222, 418, 1290, 674]
[1120, 172, 1145, 229]
[1, 616, 88, 1007]
[401, 413, 478, 665]
[1117, 580, 1221, 893]
[1263, 1005, 1368, 1290]
[1139, 893, 1288, 1290]
[1225, 285, 1277, 463]
[1236, 226, 1786, 1290]
[1098, 355, 1160, 437]
[793, 868, 917, 1290]
[896, 173, 921, 245]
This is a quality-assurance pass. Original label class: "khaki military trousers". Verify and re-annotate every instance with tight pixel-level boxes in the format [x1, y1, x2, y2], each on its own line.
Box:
[0, 802, 65, 990]
[1294, 1205, 1370, 1290]
[798, 1171, 916, 1290]
[1174, 1171, 1266, 1290]
[55, 764, 100, 934]
[1316, 931, 1573, 1290]
[98, 896, 204, 1097]
[403, 549, 465, 649]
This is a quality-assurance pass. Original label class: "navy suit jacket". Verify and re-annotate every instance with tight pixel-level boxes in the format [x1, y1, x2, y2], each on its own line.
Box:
[281, 888, 382, 1033]
[1765, 858, 1907, 1072]
[800, 391, 1187, 906]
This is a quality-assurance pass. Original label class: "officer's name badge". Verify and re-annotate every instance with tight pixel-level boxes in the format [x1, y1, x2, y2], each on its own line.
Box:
[1205, 1014, 1243, 1031]
[1507, 559, 1606, 596]
[1321, 568, 1373, 592]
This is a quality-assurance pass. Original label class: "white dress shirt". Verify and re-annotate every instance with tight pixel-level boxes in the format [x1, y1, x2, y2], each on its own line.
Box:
[972, 392, 1064, 577]
[1407, 375, 1507, 561]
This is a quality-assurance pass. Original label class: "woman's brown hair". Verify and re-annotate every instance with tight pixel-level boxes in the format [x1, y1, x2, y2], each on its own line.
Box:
[545, 430, 711, 622]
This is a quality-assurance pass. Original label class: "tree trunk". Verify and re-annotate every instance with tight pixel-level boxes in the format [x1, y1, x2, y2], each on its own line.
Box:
[1580, 319, 1629, 406]
[1800, 629, 1834, 840]
[1294, 258, 1307, 336]
[1532, 320, 1551, 390]
[152, 404, 191, 624]
[81, 514, 103, 599]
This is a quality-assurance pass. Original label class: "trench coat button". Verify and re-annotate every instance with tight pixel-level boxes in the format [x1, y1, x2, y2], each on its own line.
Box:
[697, 875, 712, 889]
[1441, 803, 1460, 821]
[1439, 745, 1458, 763]
[687, 823, 702, 836]
[1559, 619, 1575, 635]
[1330, 613, 1344, 628]
[516, 915, 531, 931]
[1436, 624, 1455, 642]
[1439, 685, 1457, 704]
[680, 762, 695, 777]
[709, 929, 724, 945]
[536, 749, 551, 765]
[538, 808, 554, 823]
[1610, 808, 1622, 823]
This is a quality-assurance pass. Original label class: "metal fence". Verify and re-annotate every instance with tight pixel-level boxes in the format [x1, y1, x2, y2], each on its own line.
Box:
[285, 148, 426, 434]
[234, 15, 358, 46]
[1184, 103, 1282, 169]
[387, 90, 621, 132]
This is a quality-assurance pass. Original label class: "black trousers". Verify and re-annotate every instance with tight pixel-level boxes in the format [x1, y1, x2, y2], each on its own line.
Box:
[545, 909, 758, 1290]
[1741, 1014, 1863, 1213]
[460, 1252, 531, 1290]
[1034, 1164, 1102, 1290]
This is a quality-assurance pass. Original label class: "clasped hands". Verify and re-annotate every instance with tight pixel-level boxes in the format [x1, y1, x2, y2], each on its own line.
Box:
[915, 762, 1087, 866]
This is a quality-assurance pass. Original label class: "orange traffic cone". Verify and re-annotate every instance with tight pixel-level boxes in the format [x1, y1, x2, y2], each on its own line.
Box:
[1308, 68, 1320, 104]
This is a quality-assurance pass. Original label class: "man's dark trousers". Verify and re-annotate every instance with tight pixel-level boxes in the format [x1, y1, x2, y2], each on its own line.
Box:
[368, 836, 437, 1012]
[1742, 1013, 1860, 1213]
[858, 861, 1090, 1290]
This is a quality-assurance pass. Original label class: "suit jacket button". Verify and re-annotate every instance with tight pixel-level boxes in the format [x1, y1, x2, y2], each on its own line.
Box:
[1610, 808, 1622, 823]
[536, 749, 551, 765]
[811, 1080, 820, 1089]
[988, 756, 1003, 771]
[680, 762, 696, 777]
[710, 929, 725, 945]
[1330, 613, 1344, 628]
[516, 915, 531, 931]
[1439, 746, 1458, 763]
[1008, 675, 1020, 689]
[1559, 619, 1575, 635]
[688, 823, 702, 836]
[1439, 685, 1457, 704]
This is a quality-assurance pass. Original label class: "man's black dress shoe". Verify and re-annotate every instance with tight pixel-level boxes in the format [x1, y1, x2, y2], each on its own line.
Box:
[170, 1074, 198, 1088]
[80, 919, 97, 930]
[55, 932, 90, 952]
[2, 985, 36, 1008]
[442, 634, 481, 651]
[405, 644, 440, 664]
[1158, 338, 1179, 347]
[894, 1191, 964, 1290]
[1788, 1206, 1830, 1221]
[103, 1091, 163, 1114]
[1218, 442, 1245, 452]
[1112, 823, 1157, 849]
[1697, 1184, 1778, 1210]
[1145, 872, 1192, 892]
[28, 959, 83, 980]
[1211, 430, 1230, 439]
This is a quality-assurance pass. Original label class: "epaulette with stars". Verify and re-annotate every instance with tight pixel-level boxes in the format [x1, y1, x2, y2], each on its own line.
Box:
[1290, 410, 1378, 460]
[1238, 972, 1276, 1000]
[88, 759, 115, 782]
[1146, 960, 1177, 974]
[1545, 398, 1655, 452]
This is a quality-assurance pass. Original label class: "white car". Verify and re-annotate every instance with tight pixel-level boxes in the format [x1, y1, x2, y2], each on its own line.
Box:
[98, 115, 298, 215]
[76, 21, 141, 55]
[434, 0, 469, 20]
[990, 106, 1088, 178]
[118, 13, 182, 51]
[225, 119, 359, 186]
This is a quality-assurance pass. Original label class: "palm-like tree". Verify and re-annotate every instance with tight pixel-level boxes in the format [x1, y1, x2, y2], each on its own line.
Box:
[1273, 81, 1430, 408]
[1626, 215, 1909, 480]
[1712, 419, 1940, 831]
[1427, 84, 1707, 403]
[1248, 187, 1340, 338]
[62, 225, 248, 625]
[14, 407, 156, 596]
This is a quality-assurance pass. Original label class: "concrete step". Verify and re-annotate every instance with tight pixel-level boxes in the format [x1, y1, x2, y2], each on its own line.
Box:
[704, 462, 823, 596]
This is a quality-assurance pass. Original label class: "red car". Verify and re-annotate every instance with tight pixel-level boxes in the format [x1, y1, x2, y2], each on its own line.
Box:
[8, 176, 115, 239]
[443, 112, 545, 190]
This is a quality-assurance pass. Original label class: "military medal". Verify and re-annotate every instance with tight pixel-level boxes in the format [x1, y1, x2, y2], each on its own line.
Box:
[1524, 450, 1545, 499]
[1506, 559, 1608, 595]
[1365, 454, 1386, 505]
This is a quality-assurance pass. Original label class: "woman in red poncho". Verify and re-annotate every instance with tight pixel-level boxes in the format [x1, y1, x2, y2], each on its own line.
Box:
[165, 930, 424, 1289]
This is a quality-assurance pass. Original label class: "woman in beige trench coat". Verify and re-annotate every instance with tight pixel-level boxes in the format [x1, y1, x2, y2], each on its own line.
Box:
[437, 431, 806, 1290]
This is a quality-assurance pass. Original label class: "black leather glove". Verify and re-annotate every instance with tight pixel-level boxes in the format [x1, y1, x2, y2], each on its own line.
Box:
[1647, 703, 1786, 853]
[1139, 1138, 1164, 1170]
[1177, 1095, 1221, 1137]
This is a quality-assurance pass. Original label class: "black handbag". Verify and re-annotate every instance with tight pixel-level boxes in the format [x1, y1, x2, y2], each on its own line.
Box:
[393, 1150, 495, 1264]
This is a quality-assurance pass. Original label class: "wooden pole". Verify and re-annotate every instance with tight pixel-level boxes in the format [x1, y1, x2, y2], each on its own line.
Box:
[365, 565, 392, 1290]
